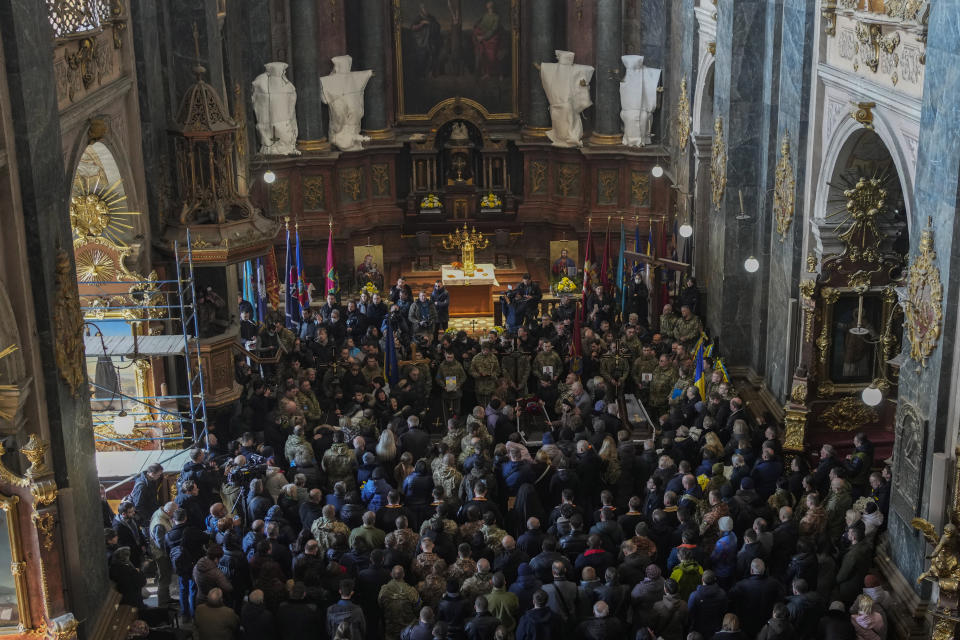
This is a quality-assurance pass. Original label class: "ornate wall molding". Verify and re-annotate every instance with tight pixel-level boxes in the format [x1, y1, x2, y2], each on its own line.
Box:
[773, 132, 796, 240]
[674, 76, 691, 154]
[53, 250, 85, 397]
[710, 116, 727, 210]
[904, 220, 942, 368]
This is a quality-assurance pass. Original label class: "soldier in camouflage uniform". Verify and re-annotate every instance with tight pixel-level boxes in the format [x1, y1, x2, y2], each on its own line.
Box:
[649, 354, 679, 419]
[411, 537, 442, 582]
[659, 304, 679, 342]
[447, 544, 478, 583]
[436, 350, 467, 422]
[500, 342, 531, 402]
[599, 346, 631, 399]
[669, 366, 694, 407]
[360, 354, 383, 385]
[311, 504, 351, 553]
[460, 559, 494, 601]
[674, 305, 704, 351]
[532, 339, 564, 408]
[621, 324, 643, 358]
[385, 516, 420, 557]
[480, 512, 508, 554]
[378, 566, 420, 640]
[469, 342, 502, 408]
[632, 344, 659, 397]
[321, 431, 358, 491]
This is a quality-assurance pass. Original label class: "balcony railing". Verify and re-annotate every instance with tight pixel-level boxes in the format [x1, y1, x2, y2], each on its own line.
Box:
[46, 0, 113, 39]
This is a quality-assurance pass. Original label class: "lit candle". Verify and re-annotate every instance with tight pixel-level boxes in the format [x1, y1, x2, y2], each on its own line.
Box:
[738, 189, 745, 214]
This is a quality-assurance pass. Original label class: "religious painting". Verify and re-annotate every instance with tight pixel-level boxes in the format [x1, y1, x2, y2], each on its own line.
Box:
[892, 401, 927, 518]
[353, 245, 385, 293]
[394, 0, 519, 120]
[827, 293, 881, 384]
[549, 240, 579, 279]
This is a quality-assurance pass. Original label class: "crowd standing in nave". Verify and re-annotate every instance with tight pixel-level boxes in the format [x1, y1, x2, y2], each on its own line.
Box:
[107, 272, 894, 640]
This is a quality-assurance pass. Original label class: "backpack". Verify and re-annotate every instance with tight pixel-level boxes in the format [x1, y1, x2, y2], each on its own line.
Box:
[169, 543, 194, 576]
[670, 561, 704, 600]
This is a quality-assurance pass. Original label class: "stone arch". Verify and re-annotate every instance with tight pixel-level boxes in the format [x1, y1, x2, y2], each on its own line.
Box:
[692, 55, 715, 137]
[811, 113, 913, 262]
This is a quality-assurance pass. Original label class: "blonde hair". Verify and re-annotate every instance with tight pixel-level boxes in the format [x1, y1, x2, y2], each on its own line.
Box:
[376, 429, 397, 463]
[721, 613, 740, 632]
[855, 594, 874, 615]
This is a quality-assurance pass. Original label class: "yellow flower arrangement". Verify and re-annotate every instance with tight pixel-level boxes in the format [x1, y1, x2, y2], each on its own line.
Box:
[420, 193, 442, 209]
[556, 276, 577, 293]
[360, 281, 378, 296]
[493, 326, 505, 335]
[480, 192, 502, 208]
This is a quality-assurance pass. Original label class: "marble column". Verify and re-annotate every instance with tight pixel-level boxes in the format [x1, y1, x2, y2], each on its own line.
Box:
[523, 0, 556, 134]
[290, 0, 327, 150]
[361, 0, 390, 138]
[590, 0, 623, 144]
[0, 0, 110, 627]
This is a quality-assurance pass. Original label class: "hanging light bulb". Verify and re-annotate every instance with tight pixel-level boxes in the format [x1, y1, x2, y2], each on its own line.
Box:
[651, 164, 664, 178]
[861, 384, 883, 407]
[263, 169, 277, 184]
[113, 410, 136, 436]
[679, 223, 693, 238]
[744, 256, 760, 273]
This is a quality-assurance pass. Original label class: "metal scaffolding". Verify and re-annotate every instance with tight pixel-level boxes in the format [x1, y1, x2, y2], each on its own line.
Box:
[82, 230, 207, 449]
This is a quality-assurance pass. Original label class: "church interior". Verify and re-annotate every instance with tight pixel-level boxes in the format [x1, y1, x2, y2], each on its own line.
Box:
[0, 0, 957, 639]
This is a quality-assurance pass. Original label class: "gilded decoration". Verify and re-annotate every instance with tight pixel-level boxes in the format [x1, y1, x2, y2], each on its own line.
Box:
[912, 442, 960, 631]
[710, 116, 727, 210]
[783, 409, 807, 451]
[268, 177, 290, 213]
[885, 0, 930, 23]
[555, 164, 581, 198]
[819, 381, 836, 397]
[630, 171, 651, 207]
[338, 167, 365, 203]
[0, 493, 31, 631]
[674, 76, 691, 153]
[597, 169, 618, 206]
[371, 164, 391, 198]
[302, 176, 325, 211]
[33, 511, 56, 551]
[837, 176, 887, 263]
[821, 396, 878, 431]
[905, 221, 942, 368]
[53, 250, 85, 397]
[807, 252, 818, 272]
[799, 279, 816, 300]
[529, 161, 547, 195]
[790, 382, 808, 404]
[850, 101, 876, 130]
[773, 133, 796, 240]
[70, 173, 140, 247]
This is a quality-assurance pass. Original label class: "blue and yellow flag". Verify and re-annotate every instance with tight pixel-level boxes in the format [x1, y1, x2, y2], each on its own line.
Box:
[694, 343, 706, 400]
[716, 357, 729, 383]
[384, 321, 400, 387]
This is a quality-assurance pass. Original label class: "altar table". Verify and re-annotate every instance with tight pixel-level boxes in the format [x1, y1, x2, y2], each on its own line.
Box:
[441, 264, 499, 316]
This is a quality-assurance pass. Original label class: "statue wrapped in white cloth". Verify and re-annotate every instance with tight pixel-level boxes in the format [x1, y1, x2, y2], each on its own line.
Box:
[320, 55, 373, 152]
[539, 50, 594, 148]
[251, 62, 301, 156]
[620, 55, 661, 147]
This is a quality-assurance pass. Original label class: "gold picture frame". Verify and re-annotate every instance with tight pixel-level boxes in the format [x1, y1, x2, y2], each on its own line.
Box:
[393, 0, 520, 122]
[0, 493, 30, 631]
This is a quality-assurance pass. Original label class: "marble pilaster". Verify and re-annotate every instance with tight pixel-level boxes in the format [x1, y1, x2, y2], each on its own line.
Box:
[360, 0, 390, 137]
[290, 0, 327, 148]
[590, 0, 623, 144]
[317, 0, 347, 77]
[0, 0, 109, 628]
[523, 0, 556, 133]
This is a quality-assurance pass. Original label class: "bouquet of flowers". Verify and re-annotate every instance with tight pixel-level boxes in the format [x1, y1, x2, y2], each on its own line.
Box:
[420, 193, 442, 209]
[451, 261, 463, 270]
[556, 276, 577, 293]
[480, 192, 502, 208]
[492, 326, 506, 336]
[360, 281, 378, 296]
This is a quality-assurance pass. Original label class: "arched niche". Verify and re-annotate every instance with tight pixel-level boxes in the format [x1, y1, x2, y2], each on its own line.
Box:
[692, 58, 715, 138]
[69, 141, 143, 248]
[813, 126, 909, 263]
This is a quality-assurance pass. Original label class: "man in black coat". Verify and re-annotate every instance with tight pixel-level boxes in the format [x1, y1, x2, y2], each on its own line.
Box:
[113, 501, 146, 567]
[276, 582, 321, 638]
[575, 601, 625, 640]
[164, 508, 208, 619]
[130, 464, 164, 526]
[514, 274, 542, 323]
[785, 578, 825, 640]
[728, 559, 783, 637]
[180, 448, 219, 509]
[240, 589, 276, 640]
[327, 579, 367, 640]
[516, 589, 561, 640]
[399, 416, 431, 461]
[686, 571, 728, 638]
[356, 550, 391, 640]
[464, 595, 500, 640]
[813, 444, 842, 495]
[401, 607, 435, 640]
[437, 579, 472, 640]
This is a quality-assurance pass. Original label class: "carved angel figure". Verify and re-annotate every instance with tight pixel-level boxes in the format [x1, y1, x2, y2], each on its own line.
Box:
[913, 518, 960, 610]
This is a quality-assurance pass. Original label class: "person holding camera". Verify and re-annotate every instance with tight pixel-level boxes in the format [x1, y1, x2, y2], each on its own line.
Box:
[408, 290, 438, 339]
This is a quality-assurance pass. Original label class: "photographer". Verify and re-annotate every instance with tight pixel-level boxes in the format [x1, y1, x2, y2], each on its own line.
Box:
[180, 448, 220, 511]
[382, 303, 412, 345]
[408, 290, 438, 339]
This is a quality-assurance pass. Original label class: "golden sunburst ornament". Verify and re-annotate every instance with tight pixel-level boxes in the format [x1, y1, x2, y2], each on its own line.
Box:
[0, 344, 19, 422]
[70, 176, 139, 245]
[76, 248, 116, 283]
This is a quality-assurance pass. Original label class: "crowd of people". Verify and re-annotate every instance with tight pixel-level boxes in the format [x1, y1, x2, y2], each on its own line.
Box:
[104, 273, 895, 640]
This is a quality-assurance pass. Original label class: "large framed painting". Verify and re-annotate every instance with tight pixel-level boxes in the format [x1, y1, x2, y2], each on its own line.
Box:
[393, 0, 519, 121]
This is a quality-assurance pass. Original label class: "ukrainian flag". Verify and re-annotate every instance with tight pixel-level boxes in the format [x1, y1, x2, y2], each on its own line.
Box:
[694, 343, 706, 401]
[716, 357, 730, 383]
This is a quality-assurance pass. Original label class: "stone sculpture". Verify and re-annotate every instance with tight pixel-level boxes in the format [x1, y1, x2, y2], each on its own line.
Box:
[620, 55, 662, 147]
[539, 50, 595, 148]
[251, 62, 300, 156]
[320, 55, 373, 152]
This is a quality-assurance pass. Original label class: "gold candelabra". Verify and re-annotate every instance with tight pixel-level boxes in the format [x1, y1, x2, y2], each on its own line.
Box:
[442, 222, 488, 277]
